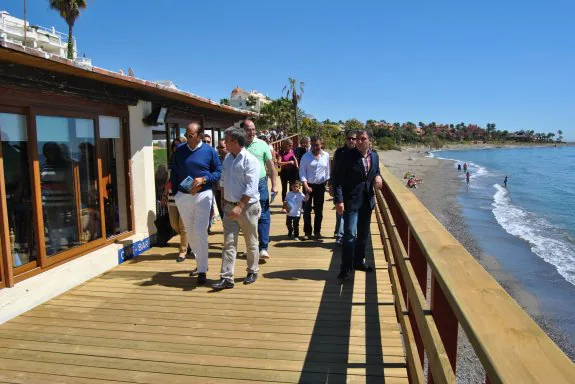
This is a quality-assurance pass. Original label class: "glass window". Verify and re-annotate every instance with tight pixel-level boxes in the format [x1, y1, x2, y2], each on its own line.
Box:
[37, 116, 101, 256]
[0, 113, 37, 267]
[100, 117, 129, 238]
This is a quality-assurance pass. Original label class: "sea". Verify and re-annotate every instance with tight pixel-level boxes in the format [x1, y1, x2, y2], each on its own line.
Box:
[431, 146, 575, 344]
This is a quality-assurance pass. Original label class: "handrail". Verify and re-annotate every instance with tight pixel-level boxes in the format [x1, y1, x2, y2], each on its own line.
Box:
[269, 134, 299, 156]
[375, 166, 575, 383]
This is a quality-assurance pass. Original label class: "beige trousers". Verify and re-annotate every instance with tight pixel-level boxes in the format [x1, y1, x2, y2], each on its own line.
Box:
[167, 204, 187, 254]
[220, 201, 261, 283]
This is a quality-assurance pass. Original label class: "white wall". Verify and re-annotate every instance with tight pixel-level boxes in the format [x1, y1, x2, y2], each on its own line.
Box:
[128, 100, 158, 236]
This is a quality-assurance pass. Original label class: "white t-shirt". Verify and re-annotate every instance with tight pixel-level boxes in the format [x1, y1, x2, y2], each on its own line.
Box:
[285, 191, 306, 217]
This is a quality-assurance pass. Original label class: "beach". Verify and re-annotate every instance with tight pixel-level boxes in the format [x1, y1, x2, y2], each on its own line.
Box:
[379, 144, 574, 382]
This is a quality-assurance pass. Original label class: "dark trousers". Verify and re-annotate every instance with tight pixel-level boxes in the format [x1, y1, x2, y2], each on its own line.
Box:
[280, 168, 297, 202]
[341, 199, 373, 274]
[286, 216, 301, 237]
[303, 182, 326, 236]
[215, 189, 223, 218]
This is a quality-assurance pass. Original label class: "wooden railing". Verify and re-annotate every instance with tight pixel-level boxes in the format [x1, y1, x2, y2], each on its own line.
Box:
[269, 134, 299, 155]
[375, 166, 575, 384]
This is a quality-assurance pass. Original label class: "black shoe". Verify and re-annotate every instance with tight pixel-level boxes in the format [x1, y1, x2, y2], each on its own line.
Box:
[337, 271, 351, 281]
[197, 273, 207, 285]
[212, 279, 234, 290]
[354, 263, 374, 272]
[176, 255, 186, 263]
[287, 232, 293, 238]
[244, 273, 258, 285]
[189, 268, 198, 277]
[314, 234, 323, 240]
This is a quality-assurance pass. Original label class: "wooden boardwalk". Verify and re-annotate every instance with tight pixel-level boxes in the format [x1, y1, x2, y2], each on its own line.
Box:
[0, 197, 407, 383]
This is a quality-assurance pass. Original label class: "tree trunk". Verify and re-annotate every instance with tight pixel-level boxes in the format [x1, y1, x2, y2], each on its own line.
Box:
[67, 24, 74, 60]
[293, 106, 299, 134]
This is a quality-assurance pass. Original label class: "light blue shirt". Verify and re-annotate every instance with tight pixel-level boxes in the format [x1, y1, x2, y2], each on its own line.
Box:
[222, 148, 260, 203]
[299, 150, 330, 184]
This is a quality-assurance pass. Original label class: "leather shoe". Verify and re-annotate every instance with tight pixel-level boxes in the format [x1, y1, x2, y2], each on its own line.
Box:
[337, 271, 351, 281]
[212, 279, 234, 290]
[354, 263, 374, 272]
[197, 273, 207, 285]
[189, 268, 198, 277]
[244, 273, 257, 285]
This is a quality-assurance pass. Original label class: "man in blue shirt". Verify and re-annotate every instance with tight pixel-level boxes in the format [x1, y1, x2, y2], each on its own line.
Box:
[212, 127, 261, 290]
[171, 123, 222, 285]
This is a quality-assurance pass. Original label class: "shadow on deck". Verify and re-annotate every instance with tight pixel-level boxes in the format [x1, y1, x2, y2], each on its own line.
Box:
[0, 199, 407, 383]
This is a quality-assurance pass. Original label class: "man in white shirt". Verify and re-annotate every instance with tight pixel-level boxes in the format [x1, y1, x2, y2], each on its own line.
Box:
[213, 127, 261, 290]
[299, 136, 330, 240]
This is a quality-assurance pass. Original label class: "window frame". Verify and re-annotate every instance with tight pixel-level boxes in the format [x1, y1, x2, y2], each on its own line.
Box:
[0, 89, 134, 288]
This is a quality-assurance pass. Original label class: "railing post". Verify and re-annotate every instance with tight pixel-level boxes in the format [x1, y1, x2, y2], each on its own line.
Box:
[428, 273, 458, 383]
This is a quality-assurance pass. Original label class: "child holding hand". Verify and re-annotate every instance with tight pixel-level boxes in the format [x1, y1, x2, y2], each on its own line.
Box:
[285, 180, 307, 240]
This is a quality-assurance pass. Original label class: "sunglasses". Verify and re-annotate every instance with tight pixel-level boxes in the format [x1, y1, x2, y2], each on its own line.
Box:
[217, 146, 225, 149]
[346, 137, 356, 141]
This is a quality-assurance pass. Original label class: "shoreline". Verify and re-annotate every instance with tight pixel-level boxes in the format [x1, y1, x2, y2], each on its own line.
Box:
[379, 146, 574, 381]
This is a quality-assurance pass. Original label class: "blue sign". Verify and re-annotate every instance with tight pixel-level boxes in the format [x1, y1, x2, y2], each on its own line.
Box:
[118, 237, 151, 264]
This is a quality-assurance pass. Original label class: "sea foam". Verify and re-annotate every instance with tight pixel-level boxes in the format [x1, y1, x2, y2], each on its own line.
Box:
[492, 184, 575, 286]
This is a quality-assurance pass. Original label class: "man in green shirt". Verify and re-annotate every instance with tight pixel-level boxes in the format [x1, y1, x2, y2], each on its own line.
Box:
[243, 120, 278, 261]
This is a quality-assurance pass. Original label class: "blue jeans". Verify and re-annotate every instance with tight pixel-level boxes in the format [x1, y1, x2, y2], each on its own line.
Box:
[334, 213, 344, 239]
[258, 177, 270, 251]
[341, 200, 372, 274]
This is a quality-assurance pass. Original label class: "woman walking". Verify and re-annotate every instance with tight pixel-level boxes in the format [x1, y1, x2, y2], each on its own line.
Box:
[276, 139, 299, 205]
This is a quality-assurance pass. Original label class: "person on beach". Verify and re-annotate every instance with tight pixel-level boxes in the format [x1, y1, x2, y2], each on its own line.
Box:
[504, 175, 508, 188]
[243, 120, 278, 262]
[285, 180, 307, 240]
[212, 127, 261, 290]
[466, 171, 470, 186]
[299, 136, 330, 240]
[330, 130, 356, 245]
[463, 162, 468, 172]
[458, 163, 462, 171]
[171, 123, 222, 285]
[333, 129, 383, 281]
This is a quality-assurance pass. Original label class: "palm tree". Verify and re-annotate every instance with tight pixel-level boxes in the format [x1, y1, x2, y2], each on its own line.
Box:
[49, 0, 87, 60]
[283, 77, 304, 133]
[557, 129, 563, 142]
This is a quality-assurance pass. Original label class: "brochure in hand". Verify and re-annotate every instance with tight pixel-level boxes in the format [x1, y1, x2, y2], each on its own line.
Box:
[179, 176, 194, 193]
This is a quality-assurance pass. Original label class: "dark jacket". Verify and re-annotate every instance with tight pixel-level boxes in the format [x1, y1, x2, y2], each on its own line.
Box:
[333, 148, 381, 211]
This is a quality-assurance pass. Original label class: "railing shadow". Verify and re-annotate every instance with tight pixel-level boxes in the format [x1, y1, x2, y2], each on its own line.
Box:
[286, 235, 391, 383]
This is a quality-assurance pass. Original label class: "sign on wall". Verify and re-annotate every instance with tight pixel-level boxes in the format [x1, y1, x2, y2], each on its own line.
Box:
[118, 237, 152, 264]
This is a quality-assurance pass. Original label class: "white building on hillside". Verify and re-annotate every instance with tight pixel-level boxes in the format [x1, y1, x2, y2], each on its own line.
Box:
[229, 86, 271, 113]
[0, 10, 91, 66]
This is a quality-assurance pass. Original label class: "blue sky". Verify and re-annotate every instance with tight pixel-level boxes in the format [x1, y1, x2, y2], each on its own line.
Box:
[3, 0, 574, 140]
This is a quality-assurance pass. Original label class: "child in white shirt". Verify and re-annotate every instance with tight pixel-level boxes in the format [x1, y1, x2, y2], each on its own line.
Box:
[285, 180, 307, 240]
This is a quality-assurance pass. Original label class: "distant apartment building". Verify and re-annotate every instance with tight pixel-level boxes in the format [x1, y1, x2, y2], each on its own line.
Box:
[229, 86, 271, 113]
[0, 10, 91, 66]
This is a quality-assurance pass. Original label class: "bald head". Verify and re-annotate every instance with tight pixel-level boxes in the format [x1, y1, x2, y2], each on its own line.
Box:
[243, 119, 257, 145]
[185, 123, 203, 147]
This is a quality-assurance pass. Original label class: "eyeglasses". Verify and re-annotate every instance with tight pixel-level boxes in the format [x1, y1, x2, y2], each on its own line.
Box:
[217, 146, 225, 149]
[346, 137, 356, 141]
[185, 133, 196, 138]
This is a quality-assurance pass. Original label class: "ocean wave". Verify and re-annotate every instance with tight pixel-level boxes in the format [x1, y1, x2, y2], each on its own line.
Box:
[492, 184, 575, 286]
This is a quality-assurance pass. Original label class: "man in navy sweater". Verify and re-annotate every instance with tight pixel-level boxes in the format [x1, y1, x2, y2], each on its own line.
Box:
[171, 123, 222, 285]
[332, 129, 383, 281]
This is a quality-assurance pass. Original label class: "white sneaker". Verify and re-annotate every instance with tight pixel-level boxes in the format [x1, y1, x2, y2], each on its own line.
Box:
[260, 249, 270, 259]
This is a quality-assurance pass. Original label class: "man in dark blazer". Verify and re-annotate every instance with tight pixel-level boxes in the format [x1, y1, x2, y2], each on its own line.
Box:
[332, 129, 383, 280]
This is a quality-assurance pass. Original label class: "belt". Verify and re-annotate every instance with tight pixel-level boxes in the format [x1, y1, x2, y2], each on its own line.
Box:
[224, 200, 239, 205]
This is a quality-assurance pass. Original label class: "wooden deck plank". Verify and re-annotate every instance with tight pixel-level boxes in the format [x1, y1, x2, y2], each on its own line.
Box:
[0, 191, 406, 383]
